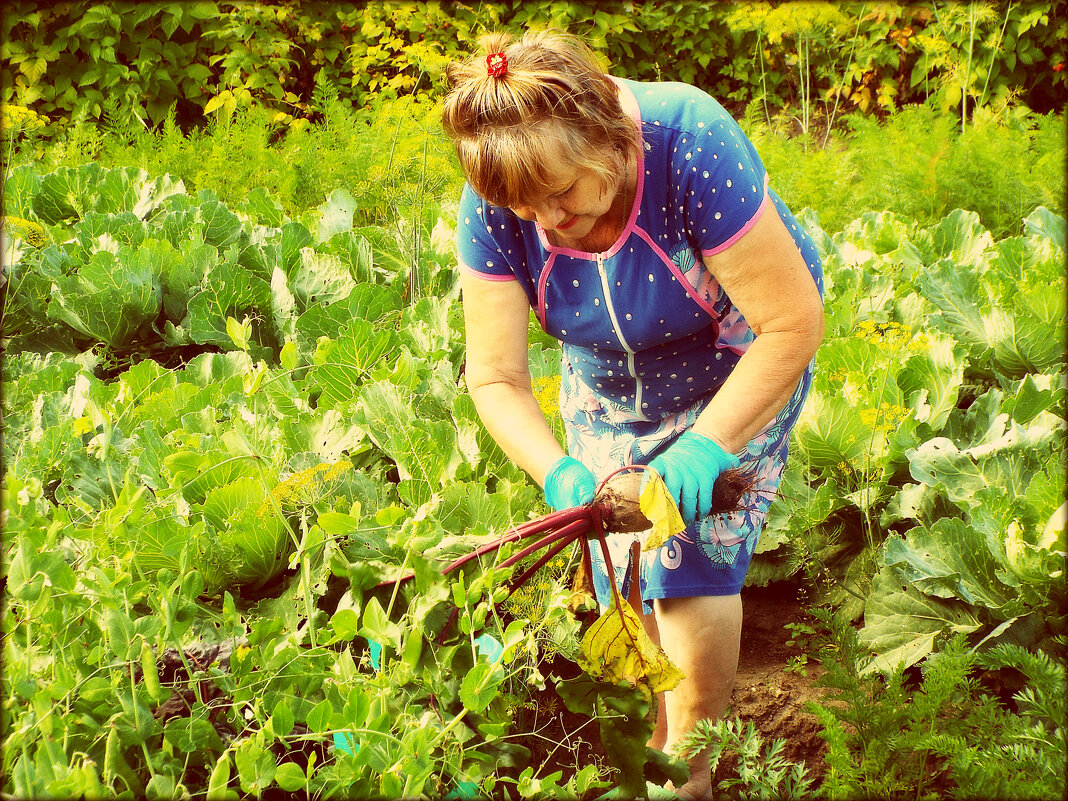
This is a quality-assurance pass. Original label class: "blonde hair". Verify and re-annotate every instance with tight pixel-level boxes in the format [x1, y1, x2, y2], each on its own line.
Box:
[441, 29, 639, 209]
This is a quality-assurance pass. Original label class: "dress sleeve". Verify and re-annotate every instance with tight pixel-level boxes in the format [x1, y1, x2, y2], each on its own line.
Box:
[678, 104, 770, 258]
[456, 183, 520, 281]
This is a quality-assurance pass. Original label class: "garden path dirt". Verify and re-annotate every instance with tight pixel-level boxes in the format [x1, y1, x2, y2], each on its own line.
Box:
[724, 581, 829, 783]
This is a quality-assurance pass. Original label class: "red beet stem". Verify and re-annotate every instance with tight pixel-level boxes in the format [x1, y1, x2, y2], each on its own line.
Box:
[496, 517, 593, 571]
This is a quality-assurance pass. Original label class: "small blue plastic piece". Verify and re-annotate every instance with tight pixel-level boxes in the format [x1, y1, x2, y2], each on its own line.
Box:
[333, 731, 360, 755]
[474, 633, 503, 662]
[444, 780, 480, 799]
[367, 639, 382, 671]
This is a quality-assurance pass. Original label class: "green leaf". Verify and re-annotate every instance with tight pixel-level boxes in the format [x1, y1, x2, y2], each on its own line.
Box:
[197, 196, 244, 250]
[295, 283, 402, 349]
[270, 699, 295, 738]
[288, 248, 358, 312]
[311, 322, 397, 407]
[354, 380, 467, 490]
[205, 751, 231, 801]
[47, 249, 162, 347]
[897, 333, 965, 431]
[3, 163, 41, 220]
[859, 565, 980, 674]
[918, 259, 999, 350]
[992, 284, 1066, 377]
[316, 188, 357, 244]
[883, 519, 1017, 613]
[922, 208, 994, 266]
[234, 739, 276, 795]
[793, 391, 869, 472]
[32, 163, 106, 223]
[357, 597, 402, 651]
[305, 699, 333, 734]
[226, 316, 251, 351]
[184, 260, 274, 349]
[1024, 206, 1066, 247]
[273, 762, 306, 792]
[237, 187, 286, 227]
[459, 662, 505, 713]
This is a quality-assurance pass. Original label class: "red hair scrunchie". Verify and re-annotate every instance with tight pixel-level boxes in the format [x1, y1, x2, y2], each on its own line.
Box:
[486, 52, 508, 78]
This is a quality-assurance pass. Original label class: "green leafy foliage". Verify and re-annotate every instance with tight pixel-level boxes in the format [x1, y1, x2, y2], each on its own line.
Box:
[2, 1, 1063, 133]
[671, 715, 816, 800]
[1, 164, 434, 368]
[3, 64, 1066, 797]
[758, 205, 1065, 669]
[808, 612, 1066, 800]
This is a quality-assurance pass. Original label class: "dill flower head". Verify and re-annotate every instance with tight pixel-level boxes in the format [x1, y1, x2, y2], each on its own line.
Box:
[532, 375, 562, 417]
[1, 104, 49, 131]
[853, 320, 915, 351]
[258, 460, 352, 516]
[859, 402, 912, 432]
[2, 216, 48, 248]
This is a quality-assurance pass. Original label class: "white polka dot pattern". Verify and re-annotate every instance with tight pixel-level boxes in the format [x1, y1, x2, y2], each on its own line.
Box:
[455, 78, 825, 418]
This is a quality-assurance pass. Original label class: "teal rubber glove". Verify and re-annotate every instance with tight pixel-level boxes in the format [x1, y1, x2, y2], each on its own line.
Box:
[647, 431, 741, 525]
[543, 455, 597, 511]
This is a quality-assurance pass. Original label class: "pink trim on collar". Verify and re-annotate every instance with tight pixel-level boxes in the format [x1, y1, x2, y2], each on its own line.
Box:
[535, 80, 645, 259]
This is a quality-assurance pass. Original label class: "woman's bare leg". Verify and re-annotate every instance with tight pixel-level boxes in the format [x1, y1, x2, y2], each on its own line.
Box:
[642, 610, 669, 750]
[648, 594, 742, 800]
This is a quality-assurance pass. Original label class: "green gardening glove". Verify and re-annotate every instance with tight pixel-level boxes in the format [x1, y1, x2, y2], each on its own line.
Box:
[543, 455, 597, 511]
[646, 431, 741, 525]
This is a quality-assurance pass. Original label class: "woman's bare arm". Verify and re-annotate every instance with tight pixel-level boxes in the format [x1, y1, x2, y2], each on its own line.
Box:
[692, 203, 825, 453]
[460, 269, 567, 486]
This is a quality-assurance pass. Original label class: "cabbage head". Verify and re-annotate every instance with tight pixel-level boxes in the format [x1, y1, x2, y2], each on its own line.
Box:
[193, 476, 294, 593]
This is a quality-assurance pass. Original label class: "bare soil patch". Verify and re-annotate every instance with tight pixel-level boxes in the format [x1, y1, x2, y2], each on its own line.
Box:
[726, 581, 829, 784]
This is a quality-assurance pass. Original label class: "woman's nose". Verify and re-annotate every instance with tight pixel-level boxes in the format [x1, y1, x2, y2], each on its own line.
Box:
[513, 200, 564, 228]
[533, 202, 564, 229]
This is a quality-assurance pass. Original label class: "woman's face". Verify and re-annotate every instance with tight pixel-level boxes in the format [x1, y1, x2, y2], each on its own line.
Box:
[510, 159, 621, 243]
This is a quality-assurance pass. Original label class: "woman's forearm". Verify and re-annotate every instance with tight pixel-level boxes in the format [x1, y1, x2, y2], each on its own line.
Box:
[690, 327, 820, 454]
[469, 379, 568, 486]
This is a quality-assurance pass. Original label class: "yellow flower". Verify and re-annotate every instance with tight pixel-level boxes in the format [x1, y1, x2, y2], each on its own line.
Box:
[1, 104, 48, 131]
[859, 402, 912, 432]
[854, 320, 915, 351]
[257, 460, 353, 516]
[531, 375, 561, 418]
[2, 216, 48, 248]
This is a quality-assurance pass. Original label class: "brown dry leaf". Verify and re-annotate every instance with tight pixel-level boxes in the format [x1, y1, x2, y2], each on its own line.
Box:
[577, 596, 685, 694]
[639, 472, 686, 552]
[568, 551, 597, 614]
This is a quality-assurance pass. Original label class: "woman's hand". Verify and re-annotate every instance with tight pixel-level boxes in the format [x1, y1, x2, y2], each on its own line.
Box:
[646, 431, 740, 525]
[543, 456, 597, 510]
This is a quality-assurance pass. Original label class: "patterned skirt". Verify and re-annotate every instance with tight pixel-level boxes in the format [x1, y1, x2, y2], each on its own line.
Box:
[559, 352, 813, 610]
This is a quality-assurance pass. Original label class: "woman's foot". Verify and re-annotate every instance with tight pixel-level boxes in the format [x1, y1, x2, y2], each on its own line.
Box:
[665, 778, 712, 801]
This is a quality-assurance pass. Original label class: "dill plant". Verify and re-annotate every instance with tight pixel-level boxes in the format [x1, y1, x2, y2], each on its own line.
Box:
[808, 609, 1067, 801]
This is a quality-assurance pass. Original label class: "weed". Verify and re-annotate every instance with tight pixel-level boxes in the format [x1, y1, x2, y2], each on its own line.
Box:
[671, 715, 817, 800]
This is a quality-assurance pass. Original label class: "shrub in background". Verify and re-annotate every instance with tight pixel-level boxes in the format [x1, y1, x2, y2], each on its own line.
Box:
[2, 1, 1064, 133]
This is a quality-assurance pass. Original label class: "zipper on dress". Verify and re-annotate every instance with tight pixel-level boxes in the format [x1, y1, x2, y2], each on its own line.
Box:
[595, 252, 645, 416]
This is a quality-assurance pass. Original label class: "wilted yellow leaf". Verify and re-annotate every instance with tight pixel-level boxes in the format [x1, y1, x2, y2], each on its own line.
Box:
[578, 596, 685, 694]
[639, 472, 686, 551]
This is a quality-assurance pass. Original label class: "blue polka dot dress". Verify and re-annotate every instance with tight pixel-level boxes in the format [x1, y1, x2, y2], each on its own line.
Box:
[457, 79, 825, 607]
